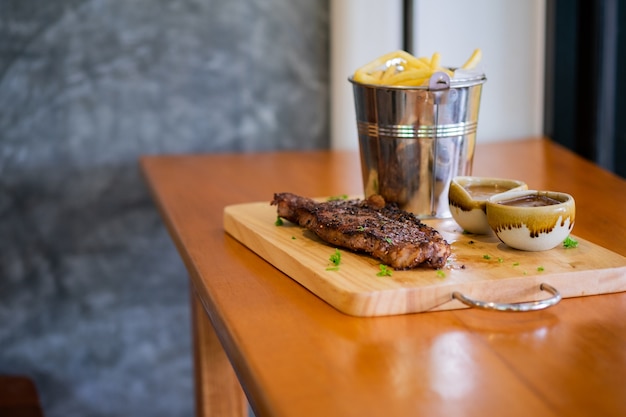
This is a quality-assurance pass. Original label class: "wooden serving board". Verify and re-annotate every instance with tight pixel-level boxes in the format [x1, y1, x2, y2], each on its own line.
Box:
[223, 200, 626, 316]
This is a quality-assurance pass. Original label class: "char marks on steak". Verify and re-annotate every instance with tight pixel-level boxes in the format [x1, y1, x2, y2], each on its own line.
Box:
[271, 192, 451, 269]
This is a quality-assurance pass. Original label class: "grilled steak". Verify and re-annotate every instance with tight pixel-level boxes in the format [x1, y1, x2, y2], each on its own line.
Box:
[271, 192, 451, 269]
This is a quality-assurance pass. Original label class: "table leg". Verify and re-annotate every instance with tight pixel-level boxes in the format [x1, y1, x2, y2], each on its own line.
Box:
[191, 289, 248, 417]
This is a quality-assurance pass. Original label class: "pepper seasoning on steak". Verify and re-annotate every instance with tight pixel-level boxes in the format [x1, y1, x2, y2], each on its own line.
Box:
[271, 192, 451, 270]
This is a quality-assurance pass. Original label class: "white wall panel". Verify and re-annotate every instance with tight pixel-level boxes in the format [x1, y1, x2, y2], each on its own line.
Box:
[330, 0, 402, 150]
[414, 0, 546, 143]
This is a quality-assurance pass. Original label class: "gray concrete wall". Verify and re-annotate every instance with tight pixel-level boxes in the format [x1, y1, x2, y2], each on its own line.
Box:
[0, 1, 329, 416]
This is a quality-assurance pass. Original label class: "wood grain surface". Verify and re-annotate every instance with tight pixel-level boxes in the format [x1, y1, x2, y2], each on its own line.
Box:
[224, 200, 626, 316]
[141, 138, 626, 417]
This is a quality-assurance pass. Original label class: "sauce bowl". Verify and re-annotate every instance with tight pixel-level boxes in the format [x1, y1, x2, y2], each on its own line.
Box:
[448, 176, 528, 234]
[486, 190, 575, 251]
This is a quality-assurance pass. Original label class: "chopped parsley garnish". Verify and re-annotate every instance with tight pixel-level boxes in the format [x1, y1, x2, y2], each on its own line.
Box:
[275, 216, 283, 226]
[385, 237, 393, 244]
[326, 249, 341, 271]
[512, 262, 520, 267]
[327, 194, 349, 201]
[483, 254, 492, 260]
[436, 269, 446, 278]
[563, 236, 579, 248]
[537, 266, 545, 272]
[357, 226, 365, 232]
[497, 257, 504, 263]
[376, 264, 393, 277]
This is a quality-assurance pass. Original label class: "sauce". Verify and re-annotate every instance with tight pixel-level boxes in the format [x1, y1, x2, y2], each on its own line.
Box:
[464, 184, 512, 200]
[498, 194, 562, 207]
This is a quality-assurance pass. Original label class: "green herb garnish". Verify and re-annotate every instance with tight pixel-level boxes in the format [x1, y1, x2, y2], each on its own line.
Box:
[483, 254, 492, 260]
[357, 226, 365, 232]
[537, 266, 545, 272]
[512, 262, 520, 267]
[497, 257, 504, 263]
[385, 237, 393, 244]
[275, 216, 283, 226]
[326, 249, 342, 271]
[376, 264, 393, 277]
[436, 269, 446, 278]
[327, 194, 349, 201]
[563, 236, 579, 248]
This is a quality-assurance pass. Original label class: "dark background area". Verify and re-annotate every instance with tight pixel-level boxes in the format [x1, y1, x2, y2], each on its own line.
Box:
[544, 0, 626, 178]
[0, 1, 329, 416]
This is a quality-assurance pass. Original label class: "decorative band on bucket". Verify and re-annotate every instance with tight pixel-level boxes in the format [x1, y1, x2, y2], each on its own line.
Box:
[357, 120, 478, 139]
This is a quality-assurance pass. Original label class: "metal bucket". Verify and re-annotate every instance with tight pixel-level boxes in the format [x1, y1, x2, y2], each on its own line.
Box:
[350, 71, 486, 218]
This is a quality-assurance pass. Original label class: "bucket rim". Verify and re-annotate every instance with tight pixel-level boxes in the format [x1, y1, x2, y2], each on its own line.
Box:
[348, 70, 486, 90]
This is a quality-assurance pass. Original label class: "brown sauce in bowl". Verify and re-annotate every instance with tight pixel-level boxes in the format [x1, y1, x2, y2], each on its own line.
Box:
[498, 194, 562, 207]
[464, 184, 512, 200]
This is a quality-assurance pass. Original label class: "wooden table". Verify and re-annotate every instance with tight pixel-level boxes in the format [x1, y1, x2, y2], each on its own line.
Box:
[141, 137, 626, 417]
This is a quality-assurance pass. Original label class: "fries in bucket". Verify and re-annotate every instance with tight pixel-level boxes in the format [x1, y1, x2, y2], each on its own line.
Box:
[353, 49, 482, 87]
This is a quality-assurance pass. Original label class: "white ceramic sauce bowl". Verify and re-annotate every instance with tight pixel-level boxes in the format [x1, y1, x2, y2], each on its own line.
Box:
[448, 176, 528, 234]
[486, 190, 576, 251]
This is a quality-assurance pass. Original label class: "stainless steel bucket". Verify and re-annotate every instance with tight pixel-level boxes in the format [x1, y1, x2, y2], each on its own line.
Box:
[350, 71, 486, 218]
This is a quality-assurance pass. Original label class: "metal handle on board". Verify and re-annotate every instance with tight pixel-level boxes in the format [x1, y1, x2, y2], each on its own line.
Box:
[452, 283, 562, 312]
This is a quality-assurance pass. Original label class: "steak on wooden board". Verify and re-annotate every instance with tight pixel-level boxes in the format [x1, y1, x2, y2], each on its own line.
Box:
[271, 192, 451, 269]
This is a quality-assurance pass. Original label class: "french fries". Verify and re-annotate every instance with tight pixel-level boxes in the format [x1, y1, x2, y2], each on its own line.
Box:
[353, 48, 482, 87]
[461, 48, 482, 70]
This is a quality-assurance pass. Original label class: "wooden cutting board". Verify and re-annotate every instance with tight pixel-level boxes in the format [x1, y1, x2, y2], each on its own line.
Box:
[223, 200, 626, 317]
